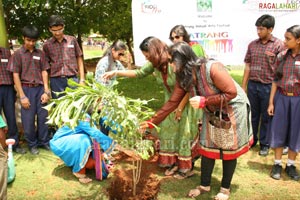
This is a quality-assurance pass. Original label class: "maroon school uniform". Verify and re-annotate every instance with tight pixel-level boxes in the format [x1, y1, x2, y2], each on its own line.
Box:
[267, 49, 300, 152]
[43, 35, 83, 77]
[7, 46, 50, 149]
[244, 35, 284, 84]
[0, 47, 20, 148]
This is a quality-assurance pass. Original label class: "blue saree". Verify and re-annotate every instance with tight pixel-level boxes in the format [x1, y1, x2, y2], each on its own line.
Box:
[50, 120, 116, 173]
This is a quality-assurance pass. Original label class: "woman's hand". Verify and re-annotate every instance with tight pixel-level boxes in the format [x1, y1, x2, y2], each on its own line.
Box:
[139, 121, 149, 133]
[189, 96, 206, 109]
[174, 108, 182, 121]
[102, 71, 116, 81]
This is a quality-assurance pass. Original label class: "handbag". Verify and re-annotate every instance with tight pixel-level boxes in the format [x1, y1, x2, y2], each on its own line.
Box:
[205, 95, 234, 149]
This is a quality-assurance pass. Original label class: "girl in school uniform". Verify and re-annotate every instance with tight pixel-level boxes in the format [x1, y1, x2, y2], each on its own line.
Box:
[268, 25, 300, 181]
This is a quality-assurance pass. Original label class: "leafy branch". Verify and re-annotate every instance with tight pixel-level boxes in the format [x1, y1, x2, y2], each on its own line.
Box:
[44, 72, 156, 159]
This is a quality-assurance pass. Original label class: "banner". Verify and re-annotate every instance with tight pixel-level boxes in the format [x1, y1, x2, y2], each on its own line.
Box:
[132, 0, 300, 66]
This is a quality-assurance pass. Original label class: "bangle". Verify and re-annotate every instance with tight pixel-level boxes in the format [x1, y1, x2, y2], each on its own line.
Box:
[80, 79, 85, 83]
[20, 96, 27, 100]
[147, 120, 154, 129]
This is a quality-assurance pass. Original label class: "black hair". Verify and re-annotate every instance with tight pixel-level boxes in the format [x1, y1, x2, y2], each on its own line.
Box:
[139, 36, 169, 72]
[169, 25, 191, 43]
[255, 14, 275, 29]
[275, 25, 300, 80]
[139, 36, 153, 52]
[22, 25, 40, 39]
[48, 15, 65, 27]
[103, 40, 127, 71]
[168, 41, 206, 91]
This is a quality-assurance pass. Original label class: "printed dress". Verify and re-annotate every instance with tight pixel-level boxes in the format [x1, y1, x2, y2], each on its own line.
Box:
[191, 61, 253, 160]
[135, 62, 201, 172]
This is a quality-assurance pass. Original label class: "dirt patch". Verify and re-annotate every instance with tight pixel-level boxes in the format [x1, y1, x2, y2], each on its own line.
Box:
[107, 152, 162, 200]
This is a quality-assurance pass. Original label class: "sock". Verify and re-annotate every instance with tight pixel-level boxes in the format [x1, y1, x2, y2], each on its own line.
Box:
[274, 160, 282, 166]
[287, 159, 295, 167]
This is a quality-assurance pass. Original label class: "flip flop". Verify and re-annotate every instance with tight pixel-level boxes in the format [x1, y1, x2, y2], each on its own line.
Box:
[73, 172, 86, 179]
[173, 170, 195, 180]
[165, 165, 179, 176]
[78, 177, 92, 184]
[188, 185, 210, 198]
[214, 187, 230, 200]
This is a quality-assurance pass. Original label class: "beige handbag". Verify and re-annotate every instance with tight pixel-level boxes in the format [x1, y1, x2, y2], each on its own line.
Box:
[206, 95, 234, 149]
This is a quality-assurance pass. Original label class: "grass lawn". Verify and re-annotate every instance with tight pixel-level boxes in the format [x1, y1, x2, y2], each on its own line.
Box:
[82, 45, 104, 60]
[7, 69, 300, 200]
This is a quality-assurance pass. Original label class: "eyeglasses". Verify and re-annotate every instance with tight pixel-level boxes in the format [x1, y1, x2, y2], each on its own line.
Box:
[50, 27, 64, 33]
[118, 53, 125, 56]
[170, 35, 180, 41]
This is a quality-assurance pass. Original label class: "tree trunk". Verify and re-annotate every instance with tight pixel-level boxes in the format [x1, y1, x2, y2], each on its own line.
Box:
[126, 38, 135, 65]
[0, 0, 9, 48]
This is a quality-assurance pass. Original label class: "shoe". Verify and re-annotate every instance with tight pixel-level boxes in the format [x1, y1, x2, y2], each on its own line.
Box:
[30, 147, 39, 155]
[285, 165, 300, 181]
[13, 146, 27, 154]
[41, 144, 51, 151]
[270, 164, 282, 180]
[259, 146, 269, 156]
[282, 147, 288, 155]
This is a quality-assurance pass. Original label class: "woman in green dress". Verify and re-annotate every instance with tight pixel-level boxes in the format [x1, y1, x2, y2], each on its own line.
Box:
[103, 36, 202, 178]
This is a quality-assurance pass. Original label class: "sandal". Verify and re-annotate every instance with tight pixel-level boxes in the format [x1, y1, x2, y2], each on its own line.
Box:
[78, 177, 92, 184]
[173, 170, 195, 180]
[188, 185, 210, 198]
[73, 173, 92, 184]
[165, 165, 179, 176]
[214, 187, 230, 200]
[73, 172, 86, 179]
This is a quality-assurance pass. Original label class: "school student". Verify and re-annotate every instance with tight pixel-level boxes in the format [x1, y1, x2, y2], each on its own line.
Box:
[8, 25, 51, 155]
[268, 25, 300, 181]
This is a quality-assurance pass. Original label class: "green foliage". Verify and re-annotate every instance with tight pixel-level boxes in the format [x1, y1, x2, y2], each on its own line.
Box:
[2, 0, 133, 47]
[117, 76, 165, 111]
[0, 0, 8, 47]
[44, 72, 155, 160]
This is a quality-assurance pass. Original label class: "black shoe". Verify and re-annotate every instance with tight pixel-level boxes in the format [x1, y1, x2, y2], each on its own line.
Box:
[41, 144, 50, 151]
[30, 147, 39, 155]
[285, 165, 300, 181]
[13, 146, 27, 154]
[270, 164, 282, 180]
[259, 146, 269, 156]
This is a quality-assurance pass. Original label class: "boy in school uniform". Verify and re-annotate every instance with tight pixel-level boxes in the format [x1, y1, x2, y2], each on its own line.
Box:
[43, 15, 85, 99]
[8, 25, 51, 155]
[0, 46, 26, 154]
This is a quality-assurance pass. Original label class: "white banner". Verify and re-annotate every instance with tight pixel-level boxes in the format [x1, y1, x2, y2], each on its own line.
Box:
[132, 0, 300, 66]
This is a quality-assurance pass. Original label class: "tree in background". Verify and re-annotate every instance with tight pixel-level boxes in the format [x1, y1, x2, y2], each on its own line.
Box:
[0, 0, 8, 47]
[2, 0, 135, 63]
